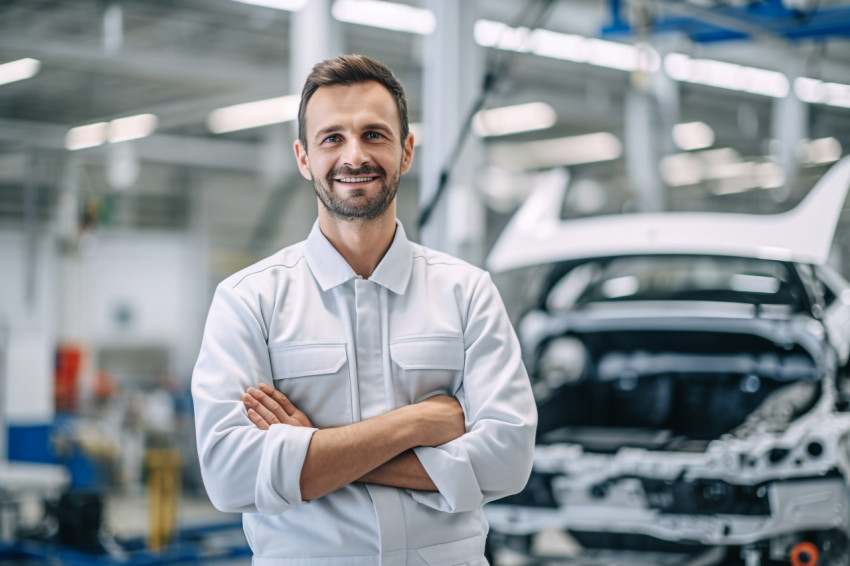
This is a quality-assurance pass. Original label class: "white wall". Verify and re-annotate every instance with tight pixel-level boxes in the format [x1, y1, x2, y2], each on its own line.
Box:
[0, 231, 55, 427]
[63, 230, 208, 383]
[0, 227, 209, 436]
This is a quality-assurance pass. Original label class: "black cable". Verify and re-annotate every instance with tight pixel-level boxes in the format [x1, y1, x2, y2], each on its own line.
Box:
[418, 0, 559, 231]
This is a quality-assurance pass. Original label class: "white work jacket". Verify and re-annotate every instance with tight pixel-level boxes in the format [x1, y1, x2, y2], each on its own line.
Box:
[192, 221, 537, 566]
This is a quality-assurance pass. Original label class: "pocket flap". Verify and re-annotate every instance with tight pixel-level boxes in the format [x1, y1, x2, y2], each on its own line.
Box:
[390, 336, 464, 371]
[270, 343, 347, 378]
[416, 534, 486, 566]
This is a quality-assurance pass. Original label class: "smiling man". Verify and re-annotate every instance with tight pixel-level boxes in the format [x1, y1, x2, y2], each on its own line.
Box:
[192, 55, 537, 566]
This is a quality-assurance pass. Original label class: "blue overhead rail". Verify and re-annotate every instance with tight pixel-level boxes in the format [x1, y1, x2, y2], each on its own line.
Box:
[603, 0, 850, 42]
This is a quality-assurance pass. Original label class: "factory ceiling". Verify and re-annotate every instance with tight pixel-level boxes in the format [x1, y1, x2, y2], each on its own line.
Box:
[1, 0, 849, 255]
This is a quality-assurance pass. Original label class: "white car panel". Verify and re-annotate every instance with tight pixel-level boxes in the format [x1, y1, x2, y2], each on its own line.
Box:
[487, 157, 850, 273]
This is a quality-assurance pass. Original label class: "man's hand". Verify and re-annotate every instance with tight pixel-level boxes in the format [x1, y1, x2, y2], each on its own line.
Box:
[407, 395, 466, 447]
[242, 382, 314, 430]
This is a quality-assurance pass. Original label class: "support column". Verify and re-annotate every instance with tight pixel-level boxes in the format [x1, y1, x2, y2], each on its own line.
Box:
[771, 62, 807, 203]
[420, 0, 484, 263]
[290, 0, 341, 94]
[624, 56, 670, 213]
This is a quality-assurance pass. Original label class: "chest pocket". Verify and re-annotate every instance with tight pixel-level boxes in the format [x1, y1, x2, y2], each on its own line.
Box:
[390, 336, 465, 404]
[269, 343, 352, 428]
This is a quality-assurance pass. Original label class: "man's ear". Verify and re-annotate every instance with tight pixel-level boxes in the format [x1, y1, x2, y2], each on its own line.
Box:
[293, 140, 313, 181]
[400, 132, 415, 174]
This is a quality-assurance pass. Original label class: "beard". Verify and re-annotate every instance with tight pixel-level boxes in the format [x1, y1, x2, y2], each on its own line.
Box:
[313, 164, 399, 222]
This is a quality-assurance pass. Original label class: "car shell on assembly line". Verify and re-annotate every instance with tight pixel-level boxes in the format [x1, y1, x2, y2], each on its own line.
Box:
[483, 158, 850, 565]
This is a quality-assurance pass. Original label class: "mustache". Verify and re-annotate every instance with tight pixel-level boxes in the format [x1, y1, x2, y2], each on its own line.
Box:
[328, 165, 384, 179]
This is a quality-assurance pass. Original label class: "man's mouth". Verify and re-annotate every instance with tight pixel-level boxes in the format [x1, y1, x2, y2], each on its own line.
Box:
[335, 176, 379, 184]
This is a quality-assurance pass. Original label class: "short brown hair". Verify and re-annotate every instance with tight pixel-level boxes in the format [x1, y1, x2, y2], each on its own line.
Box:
[297, 54, 409, 150]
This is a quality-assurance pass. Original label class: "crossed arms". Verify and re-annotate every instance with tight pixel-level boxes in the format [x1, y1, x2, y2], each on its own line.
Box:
[242, 382, 465, 501]
[193, 271, 537, 515]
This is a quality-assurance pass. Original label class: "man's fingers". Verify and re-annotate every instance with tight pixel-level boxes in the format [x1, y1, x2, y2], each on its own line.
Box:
[243, 392, 281, 426]
[244, 384, 313, 429]
[248, 386, 290, 423]
[246, 408, 270, 431]
[259, 382, 297, 414]
[259, 383, 314, 428]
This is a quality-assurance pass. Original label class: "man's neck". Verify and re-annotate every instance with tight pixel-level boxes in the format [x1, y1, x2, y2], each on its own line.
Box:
[318, 211, 397, 279]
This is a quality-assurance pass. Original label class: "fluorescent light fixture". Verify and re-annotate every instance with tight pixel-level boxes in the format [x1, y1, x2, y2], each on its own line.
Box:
[601, 275, 640, 298]
[473, 102, 556, 137]
[798, 136, 842, 165]
[474, 19, 659, 73]
[660, 148, 742, 187]
[66, 122, 108, 151]
[332, 0, 436, 35]
[753, 161, 784, 189]
[207, 94, 300, 134]
[659, 153, 703, 186]
[660, 148, 788, 193]
[108, 113, 158, 143]
[794, 76, 850, 109]
[672, 121, 715, 151]
[730, 274, 780, 294]
[475, 20, 533, 52]
[0, 57, 41, 87]
[231, 0, 309, 11]
[490, 132, 622, 170]
[67, 114, 159, 150]
[586, 39, 659, 72]
[664, 53, 789, 98]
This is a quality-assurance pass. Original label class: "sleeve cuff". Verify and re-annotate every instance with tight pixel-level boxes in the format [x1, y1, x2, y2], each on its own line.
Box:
[254, 424, 317, 514]
[412, 440, 483, 513]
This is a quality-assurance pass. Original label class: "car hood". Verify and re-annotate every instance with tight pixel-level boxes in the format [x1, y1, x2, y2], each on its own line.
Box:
[486, 157, 850, 273]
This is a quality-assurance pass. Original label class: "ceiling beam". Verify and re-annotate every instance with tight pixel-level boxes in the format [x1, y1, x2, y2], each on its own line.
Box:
[0, 118, 259, 172]
[0, 33, 285, 87]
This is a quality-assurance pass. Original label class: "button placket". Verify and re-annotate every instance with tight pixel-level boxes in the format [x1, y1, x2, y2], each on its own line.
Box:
[355, 280, 407, 564]
[354, 279, 386, 420]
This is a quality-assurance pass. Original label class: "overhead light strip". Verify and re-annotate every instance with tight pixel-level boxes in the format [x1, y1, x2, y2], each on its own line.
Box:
[672, 121, 715, 151]
[475, 19, 850, 107]
[664, 53, 788, 98]
[108, 114, 158, 143]
[231, 0, 309, 11]
[0, 57, 41, 87]
[66, 113, 159, 151]
[490, 132, 622, 170]
[473, 102, 556, 137]
[332, 0, 436, 35]
[207, 94, 300, 134]
[659, 138, 841, 193]
[473, 19, 659, 73]
[794, 77, 850, 109]
[66, 122, 109, 151]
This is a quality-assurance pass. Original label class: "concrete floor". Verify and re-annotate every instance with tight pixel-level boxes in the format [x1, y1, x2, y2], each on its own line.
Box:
[5, 489, 723, 566]
[106, 489, 239, 539]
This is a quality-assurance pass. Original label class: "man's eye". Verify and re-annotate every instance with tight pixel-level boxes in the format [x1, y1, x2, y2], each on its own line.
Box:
[323, 134, 342, 143]
[365, 132, 384, 140]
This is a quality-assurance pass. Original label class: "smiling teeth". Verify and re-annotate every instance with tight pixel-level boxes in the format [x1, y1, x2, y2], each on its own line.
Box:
[337, 177, 376, 183]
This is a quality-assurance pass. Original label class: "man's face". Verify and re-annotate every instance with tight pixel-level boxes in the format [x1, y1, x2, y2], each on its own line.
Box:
[294, 81, 414, 222]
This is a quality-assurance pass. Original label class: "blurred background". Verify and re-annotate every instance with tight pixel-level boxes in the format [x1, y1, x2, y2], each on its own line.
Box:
[0, 0, 849, 563]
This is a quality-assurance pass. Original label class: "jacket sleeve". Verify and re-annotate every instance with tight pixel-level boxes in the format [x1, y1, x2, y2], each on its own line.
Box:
[191, 281, 317, 514]
[412, 271, 537, 513]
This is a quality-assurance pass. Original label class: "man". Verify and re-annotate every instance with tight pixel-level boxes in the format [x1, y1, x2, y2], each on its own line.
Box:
[192, 54, 537, 565]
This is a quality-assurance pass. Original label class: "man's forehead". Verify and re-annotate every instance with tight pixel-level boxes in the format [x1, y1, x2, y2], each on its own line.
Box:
[305, 81, 400, 130]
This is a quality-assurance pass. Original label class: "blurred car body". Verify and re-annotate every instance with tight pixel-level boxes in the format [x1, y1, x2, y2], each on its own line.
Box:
[484, 158, 850, 565]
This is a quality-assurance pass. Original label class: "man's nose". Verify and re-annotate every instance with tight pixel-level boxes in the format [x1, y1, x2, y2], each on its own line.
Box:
[342, 138, 369, 168]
